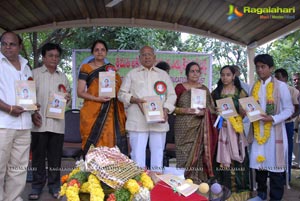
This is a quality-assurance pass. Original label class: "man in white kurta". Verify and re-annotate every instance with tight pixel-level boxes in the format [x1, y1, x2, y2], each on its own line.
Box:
[248, 54, 293, 201]
[118, 46, 176, 172]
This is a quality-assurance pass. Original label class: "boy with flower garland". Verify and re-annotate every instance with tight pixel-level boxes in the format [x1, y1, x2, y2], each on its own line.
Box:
[247, 54, 294, 201]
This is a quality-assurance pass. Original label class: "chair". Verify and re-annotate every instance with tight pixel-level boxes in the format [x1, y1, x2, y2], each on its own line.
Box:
[62, 109, 82, 160]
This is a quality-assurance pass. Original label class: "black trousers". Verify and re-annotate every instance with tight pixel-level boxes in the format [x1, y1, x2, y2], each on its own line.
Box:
[255, 169, 285, 201]
[31, 132, 64, 192]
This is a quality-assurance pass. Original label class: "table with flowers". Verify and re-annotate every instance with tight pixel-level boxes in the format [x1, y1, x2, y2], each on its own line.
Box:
[58, 146, 208, 201]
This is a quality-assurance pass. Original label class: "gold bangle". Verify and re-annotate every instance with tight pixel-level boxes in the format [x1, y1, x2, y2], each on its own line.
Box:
[174, 107, 181, 114]
[9, 105, 13, 114]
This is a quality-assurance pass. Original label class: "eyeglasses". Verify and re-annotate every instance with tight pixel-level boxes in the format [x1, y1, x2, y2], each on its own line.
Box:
[1, 42, 18, 48]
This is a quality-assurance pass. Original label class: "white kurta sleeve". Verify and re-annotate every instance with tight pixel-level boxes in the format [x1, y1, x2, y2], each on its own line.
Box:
[272, 82, 294, 125]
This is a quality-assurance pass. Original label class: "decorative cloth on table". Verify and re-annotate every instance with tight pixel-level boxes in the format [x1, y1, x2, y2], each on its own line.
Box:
[85, 146, 143, 188]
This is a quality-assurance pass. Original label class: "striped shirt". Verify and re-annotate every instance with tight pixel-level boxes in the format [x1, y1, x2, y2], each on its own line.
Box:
[32, 65, 70, 134]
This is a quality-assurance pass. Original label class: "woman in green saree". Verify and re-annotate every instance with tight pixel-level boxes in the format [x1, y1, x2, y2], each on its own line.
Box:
[174, 62, 218, 184]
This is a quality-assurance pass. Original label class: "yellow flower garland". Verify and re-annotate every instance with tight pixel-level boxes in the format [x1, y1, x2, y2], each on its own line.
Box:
[124, 179, 140, 195]
[88, 174, 105, 201]
[252, 80, 274, 163]
[140, 172, 154, 190]
[252, 81, 273, 145]
[66, 184, 80, 201]
[228, 115, 244, 134]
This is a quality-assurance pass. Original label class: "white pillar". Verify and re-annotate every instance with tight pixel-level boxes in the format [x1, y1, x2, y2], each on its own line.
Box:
[246, 46, 256, 85]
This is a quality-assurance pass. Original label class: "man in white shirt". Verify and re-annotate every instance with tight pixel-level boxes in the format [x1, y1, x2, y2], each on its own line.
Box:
[118, 46, 176, 172]
[0, 31, 37, 201]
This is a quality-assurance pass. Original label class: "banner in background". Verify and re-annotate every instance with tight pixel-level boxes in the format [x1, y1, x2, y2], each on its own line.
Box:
[72, 49, 212, 109]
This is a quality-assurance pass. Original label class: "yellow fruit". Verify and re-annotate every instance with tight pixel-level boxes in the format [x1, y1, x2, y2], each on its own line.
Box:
[185, 179, 193, 184]
[198, 182, 209, 194]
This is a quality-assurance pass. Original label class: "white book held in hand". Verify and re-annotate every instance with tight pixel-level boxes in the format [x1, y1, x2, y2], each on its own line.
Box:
[191, 88, 206, 109]
[99, 71, 115, 98]
[15, 80, 37, 110]
[216, 97, 238, 119]
[142, 96, 164, 123]
[239, 96, 265, 122]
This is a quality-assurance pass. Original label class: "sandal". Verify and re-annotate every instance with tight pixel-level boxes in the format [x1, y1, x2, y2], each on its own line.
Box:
[49, 189, 59, 199]
[28, 193, 40, 200]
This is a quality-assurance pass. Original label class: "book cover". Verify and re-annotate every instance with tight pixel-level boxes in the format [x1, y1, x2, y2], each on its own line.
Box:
[191, 88, 206, 109]
[46, 92, 67, 119]
[142, 96, 164, 123]
[157, 174, 200, 197]
[239, 96, 265, 122]
[99, 71, 115, 98]
[216, 97, 238, 119]
[15, 80, 37, 110]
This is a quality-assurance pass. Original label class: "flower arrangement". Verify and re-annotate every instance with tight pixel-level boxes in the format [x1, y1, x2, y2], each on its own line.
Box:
[59, 162, 154, 201]
[252, 80, 274, 145]
[106, 172, 153, 201]
[228, 115, 243, 133]
[59, 167, 105, 201]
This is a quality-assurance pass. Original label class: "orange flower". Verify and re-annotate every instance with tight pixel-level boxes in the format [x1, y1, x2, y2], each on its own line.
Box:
[68, 179, 81, 188]
[61, 174, 69, 184]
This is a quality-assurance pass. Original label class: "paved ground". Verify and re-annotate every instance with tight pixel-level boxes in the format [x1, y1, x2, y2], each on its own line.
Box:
[21, 159, 75, 201]
[21, 158, 300, 201]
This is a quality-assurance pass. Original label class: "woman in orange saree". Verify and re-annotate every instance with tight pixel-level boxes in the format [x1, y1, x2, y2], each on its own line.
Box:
[77, 40, 126, 156]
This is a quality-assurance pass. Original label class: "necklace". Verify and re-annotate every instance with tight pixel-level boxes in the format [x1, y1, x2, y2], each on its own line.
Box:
[185, 82, 201, 89]
[93, 61, 104, 68]
[222, 85, 235, 95]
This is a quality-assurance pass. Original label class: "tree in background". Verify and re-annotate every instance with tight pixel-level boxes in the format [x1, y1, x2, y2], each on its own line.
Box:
[268, 30, 300, 84]
[179, 34, 248, 84]
[20, 27, 182, 69]
[20, 27, 300, 87]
